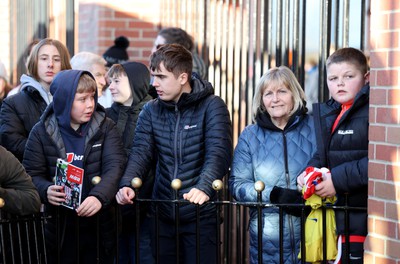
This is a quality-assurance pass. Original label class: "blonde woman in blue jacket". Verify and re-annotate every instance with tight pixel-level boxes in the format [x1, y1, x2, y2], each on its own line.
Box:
[229, 66, 316, 263]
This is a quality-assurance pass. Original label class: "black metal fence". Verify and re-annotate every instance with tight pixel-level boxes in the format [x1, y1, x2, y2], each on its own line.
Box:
[0, 212, 47, 263]
[0, 179, 366, 264]
[9, 0, 370, 146]
[159, 0, 369, 146]
[9, 0, 75, 86]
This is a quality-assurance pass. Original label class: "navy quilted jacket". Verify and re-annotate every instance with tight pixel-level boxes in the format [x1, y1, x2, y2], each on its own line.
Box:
[229, 108, 316, 264]
[120, 75, 233, 223]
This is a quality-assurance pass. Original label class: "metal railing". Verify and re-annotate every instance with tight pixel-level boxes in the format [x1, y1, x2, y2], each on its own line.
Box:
[9, 0, 369, 146]
[0, 211, 47, 264]
[160, 0, 369, 147]
[0, 178, 366, 264]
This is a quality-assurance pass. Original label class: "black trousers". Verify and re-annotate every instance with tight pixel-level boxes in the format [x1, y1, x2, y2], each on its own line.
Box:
[341, 241, 364, 264]
[153, 217, 218, 264]
[46, 214, 114, 264]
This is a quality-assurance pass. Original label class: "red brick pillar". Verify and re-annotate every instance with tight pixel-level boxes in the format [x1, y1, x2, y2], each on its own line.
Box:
[366, 1, 400, 263]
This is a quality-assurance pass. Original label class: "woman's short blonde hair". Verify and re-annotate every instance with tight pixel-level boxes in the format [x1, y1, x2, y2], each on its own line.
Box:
[252, 66, 306, 122]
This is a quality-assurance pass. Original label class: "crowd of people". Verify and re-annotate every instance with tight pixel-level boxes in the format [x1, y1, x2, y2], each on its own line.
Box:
[0, 26, 368, 264]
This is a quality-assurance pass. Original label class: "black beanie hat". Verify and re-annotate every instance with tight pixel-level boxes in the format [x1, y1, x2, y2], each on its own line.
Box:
[103, 36, 130, 67]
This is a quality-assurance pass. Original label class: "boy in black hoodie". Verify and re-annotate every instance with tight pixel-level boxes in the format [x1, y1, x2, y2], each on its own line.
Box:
[23, 70, 126, 263]
[106, 62, 155, 264]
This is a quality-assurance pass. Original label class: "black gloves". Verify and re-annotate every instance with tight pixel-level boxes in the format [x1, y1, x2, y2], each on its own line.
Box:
[270, 186, 310, 217]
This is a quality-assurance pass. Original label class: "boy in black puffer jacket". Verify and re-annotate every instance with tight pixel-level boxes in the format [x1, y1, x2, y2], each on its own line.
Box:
[116, 44, 232, 264]
[297, 47, 369, 264]
[23, 70, 126, 263]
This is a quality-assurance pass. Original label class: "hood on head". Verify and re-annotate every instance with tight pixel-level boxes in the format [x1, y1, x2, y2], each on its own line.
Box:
[121, 62, 150, 106]
[51, 70, 97, 132]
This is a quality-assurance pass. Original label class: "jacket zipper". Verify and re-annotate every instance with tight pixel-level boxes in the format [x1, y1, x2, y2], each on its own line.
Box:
[282, 131, 297, 262]
[173, 105, 180, 179]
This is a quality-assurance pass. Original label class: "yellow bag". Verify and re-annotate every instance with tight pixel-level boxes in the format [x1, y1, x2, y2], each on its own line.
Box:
[298, 194, 337, 262]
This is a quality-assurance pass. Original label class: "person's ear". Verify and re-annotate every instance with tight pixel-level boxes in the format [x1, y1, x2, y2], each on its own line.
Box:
[364, 71, 370, 84]
[179, 72, 189, 85]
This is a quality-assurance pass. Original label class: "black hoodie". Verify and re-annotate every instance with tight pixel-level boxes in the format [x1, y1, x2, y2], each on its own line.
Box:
[50, 70, 98, 169]
[106, 62, 154, 221]
[106, 61, 153, 154]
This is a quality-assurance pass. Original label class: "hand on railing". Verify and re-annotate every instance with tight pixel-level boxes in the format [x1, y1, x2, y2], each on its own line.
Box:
[125, 178, 225, 205]
[170, 179, 225, 205]
[115, 177, 143, 205]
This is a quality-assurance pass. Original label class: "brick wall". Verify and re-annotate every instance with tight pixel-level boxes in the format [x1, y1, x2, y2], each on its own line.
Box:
[77, 0, 161, 66]
[366, 1, 400, 263]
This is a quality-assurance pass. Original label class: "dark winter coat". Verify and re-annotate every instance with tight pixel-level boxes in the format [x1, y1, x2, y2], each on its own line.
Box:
[106, 62, 153, 155]
[0, 75, 49, 161]
[119, 75, 233, 223]
[106, 62, 154, 226]
[0, 145, 41, 215]
[22, 70, 126, 252]
[308, 84, 369, 236]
